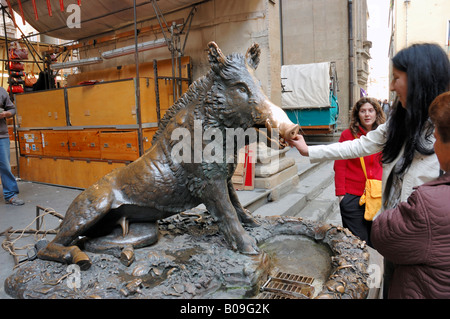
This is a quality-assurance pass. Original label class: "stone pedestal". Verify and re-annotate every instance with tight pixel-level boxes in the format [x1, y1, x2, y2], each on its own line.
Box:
[254, 143, 299, 200]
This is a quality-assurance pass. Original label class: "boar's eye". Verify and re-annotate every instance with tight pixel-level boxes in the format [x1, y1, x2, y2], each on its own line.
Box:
[235, 83, 249, 94]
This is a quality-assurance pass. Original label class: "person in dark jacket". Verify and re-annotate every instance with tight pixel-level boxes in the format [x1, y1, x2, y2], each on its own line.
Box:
[371, 91, 450, 299]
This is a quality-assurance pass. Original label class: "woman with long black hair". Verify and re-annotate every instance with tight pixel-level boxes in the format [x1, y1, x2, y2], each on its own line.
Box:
[381, 43, 449, 208]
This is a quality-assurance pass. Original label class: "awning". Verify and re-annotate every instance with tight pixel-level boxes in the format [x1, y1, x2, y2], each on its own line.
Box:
[7, 0, 205, 40]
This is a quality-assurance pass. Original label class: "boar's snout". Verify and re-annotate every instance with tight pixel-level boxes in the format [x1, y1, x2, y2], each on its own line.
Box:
[258, 100, 300, 149]
[279, 122, 300, 142]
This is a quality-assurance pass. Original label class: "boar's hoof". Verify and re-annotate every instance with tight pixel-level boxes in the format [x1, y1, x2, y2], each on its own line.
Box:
[72, 249, 92, 271]
[120, 245, 135, 267]
[238, 235, 260, 255]
[241, 244, 260, 256]
[239, 209, 261, 228]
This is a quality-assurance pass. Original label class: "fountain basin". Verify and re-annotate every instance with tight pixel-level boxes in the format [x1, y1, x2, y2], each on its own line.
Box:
[4, 213, 370, 299]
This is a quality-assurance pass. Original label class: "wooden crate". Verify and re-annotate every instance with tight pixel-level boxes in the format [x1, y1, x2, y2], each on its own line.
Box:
[18, 128, 158, 160]
[68, 130, 101, 159]
[41, 131, 69, 157]
[15, 89, 67, 128]
[68, 79, 158, 127]
[19, 156, 126, 189]
[100, 131, 139, 161]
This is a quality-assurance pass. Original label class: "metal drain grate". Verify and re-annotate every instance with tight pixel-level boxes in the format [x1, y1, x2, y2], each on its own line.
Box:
[259, 271, 315, 299]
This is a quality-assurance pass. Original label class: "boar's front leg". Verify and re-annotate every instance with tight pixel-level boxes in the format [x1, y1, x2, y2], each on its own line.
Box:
[227, 179, 260, 227]
[202, 180, 259, 255]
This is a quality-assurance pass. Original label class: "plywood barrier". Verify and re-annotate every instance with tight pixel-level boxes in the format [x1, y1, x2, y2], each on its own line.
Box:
[67, 79, 159, 126]
[15, 89, 67, 127]
[19, 156, 127, 189]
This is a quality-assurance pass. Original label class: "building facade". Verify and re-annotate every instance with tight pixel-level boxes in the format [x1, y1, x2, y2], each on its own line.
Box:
[388, 0, 450, 100]
[390, 0, 450, 54]
[281, 0, 371, 130]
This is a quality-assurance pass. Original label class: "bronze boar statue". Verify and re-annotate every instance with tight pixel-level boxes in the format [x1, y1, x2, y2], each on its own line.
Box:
[37, 42, 300, 270]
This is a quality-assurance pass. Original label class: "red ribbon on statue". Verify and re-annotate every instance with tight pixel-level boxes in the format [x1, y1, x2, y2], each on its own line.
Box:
[78, 0, 81, 6]
[16, 0, 26, 24]
[59, 0, 64, 12]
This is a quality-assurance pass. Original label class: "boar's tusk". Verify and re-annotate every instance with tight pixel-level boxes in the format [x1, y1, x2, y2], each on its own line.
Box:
[255, 124, 285, 150]
[117, 217, 129, 237]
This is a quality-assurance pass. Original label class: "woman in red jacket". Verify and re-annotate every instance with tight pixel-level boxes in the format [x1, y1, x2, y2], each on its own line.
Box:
[334, 97, 385, 246]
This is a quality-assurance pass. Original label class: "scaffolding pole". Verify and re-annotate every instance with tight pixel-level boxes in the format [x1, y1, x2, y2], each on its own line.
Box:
[151, 0, 196, 103]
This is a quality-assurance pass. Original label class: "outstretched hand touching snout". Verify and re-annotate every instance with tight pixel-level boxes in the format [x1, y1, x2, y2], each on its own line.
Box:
[287, 134, 309, 157]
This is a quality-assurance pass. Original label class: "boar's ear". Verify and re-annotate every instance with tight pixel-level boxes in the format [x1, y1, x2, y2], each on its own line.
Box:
[208, 41, 226, 72]
[246, 43, 260, 70]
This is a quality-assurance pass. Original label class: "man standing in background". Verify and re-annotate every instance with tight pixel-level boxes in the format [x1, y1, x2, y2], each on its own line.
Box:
[0, 87, 24, 206]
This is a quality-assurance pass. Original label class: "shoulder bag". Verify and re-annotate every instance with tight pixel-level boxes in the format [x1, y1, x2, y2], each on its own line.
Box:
[359, 157, 382, 221]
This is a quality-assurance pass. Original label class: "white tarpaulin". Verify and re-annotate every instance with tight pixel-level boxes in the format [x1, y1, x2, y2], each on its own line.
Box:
[281, 62, 331, 109]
